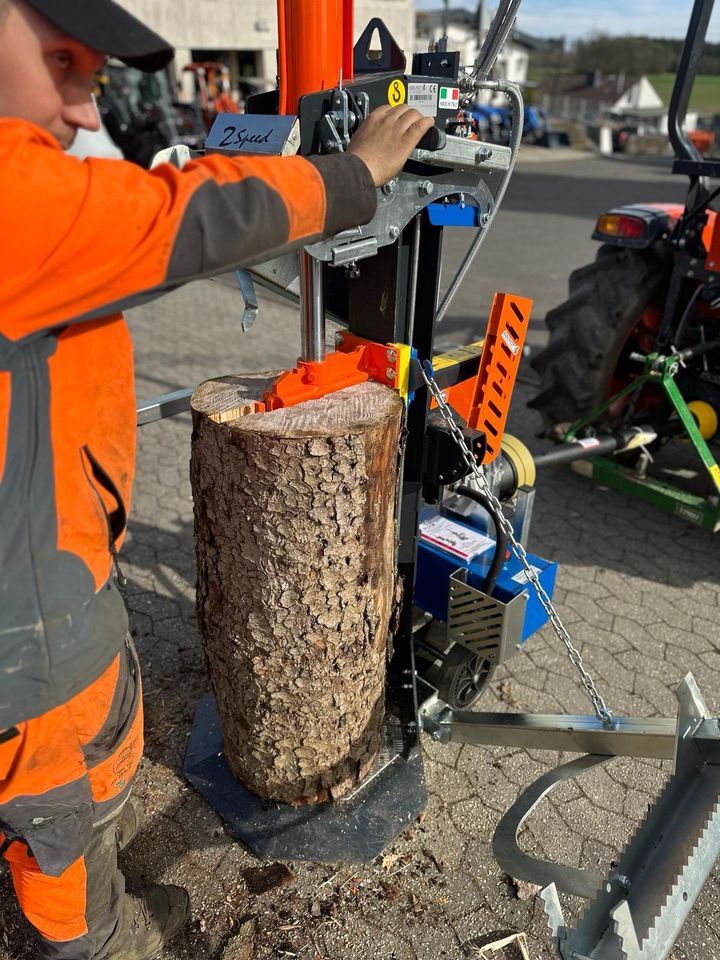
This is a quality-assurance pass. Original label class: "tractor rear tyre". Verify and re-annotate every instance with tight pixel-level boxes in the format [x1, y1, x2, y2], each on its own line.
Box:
[529, 245, 669, 426]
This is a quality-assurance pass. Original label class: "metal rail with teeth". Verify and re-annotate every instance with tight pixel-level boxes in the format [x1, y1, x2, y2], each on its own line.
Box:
[420, 672, 720, 960]
[542, 675, 720, 960]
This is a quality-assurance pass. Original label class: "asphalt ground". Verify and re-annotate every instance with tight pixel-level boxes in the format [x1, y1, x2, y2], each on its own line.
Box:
[0, 150, 715, 960]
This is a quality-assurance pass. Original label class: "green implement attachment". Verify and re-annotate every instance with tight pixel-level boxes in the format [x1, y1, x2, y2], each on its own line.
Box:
[564, 351, 720, 531]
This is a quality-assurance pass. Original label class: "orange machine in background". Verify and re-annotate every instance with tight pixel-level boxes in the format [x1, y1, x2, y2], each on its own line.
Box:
[184, 62, 239, 128]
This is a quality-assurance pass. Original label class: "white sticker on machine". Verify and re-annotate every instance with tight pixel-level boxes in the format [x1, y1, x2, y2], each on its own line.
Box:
[419, 514, 495, 562]
[512, 564, 543, 585]
[408, 82, 439, 117]
[501, 330, 520, 355]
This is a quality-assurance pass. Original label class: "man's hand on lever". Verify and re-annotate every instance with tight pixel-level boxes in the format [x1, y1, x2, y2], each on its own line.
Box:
[348, 105, 436, 188]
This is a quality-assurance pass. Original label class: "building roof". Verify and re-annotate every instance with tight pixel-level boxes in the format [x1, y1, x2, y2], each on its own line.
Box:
[542, 71, 640, 103]
[612, 76, 665, 114]
[416, 8, 478, 32]
[416, 7, 547, 49]
[540, 72, 665, 116]
[512, 28, 552, 51]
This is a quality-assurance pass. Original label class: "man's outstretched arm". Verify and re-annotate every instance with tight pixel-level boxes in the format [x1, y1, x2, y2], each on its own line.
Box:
[0, 106, 433, 342]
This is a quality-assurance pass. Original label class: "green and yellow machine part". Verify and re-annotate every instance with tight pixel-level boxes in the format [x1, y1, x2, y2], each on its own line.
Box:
[565, 352, 720, 532]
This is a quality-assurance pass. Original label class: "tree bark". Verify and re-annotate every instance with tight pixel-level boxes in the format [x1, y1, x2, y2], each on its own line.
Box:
[190, 376, 404, 804]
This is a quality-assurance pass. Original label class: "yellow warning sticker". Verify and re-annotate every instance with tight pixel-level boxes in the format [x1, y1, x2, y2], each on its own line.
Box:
[432, 340, 485, 371]
[710, 463, 720, 490]
[387, 79, 406, 106]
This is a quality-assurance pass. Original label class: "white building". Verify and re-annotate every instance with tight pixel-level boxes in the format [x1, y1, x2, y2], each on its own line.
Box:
[414, 4, 537, 103]
[117, 0, 415, 93]
[544, 73, 667, 123]
[611, 76, 665, 118]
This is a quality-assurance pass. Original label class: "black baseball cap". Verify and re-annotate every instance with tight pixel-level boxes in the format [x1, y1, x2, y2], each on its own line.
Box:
[26, 0, 175, 72]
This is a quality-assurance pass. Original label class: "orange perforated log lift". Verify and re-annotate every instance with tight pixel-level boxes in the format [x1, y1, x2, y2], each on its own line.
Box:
[435, 293, 532, 463]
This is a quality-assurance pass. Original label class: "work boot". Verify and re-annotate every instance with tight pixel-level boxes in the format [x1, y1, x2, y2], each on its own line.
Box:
[115, 795, 145, 852]
[107, 885, 191, 960]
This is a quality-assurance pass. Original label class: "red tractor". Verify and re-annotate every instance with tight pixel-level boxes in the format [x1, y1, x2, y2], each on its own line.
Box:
[530, 0, 720, 529]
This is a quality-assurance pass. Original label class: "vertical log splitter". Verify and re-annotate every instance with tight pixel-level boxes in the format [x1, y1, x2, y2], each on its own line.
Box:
[138, 3, 720, 957]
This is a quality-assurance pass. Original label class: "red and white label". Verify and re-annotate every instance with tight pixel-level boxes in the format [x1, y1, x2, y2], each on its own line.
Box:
[419, 514, 494, 562]
[439, 86, 460, 110]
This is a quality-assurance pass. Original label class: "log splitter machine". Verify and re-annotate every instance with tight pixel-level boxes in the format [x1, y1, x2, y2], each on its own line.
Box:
[138, 3, 720, 957]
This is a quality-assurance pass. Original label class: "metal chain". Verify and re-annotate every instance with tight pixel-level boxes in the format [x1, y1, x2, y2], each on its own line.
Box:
[419, 361, 615, 727]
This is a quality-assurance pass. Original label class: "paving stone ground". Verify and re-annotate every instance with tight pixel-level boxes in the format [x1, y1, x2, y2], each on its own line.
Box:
[2, 152, 718, 960]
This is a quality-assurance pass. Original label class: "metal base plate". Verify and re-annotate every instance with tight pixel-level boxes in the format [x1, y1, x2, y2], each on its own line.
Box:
[184, 694, 427, 862]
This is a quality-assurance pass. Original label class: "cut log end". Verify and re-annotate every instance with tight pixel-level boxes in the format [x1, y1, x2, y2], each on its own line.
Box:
[190, 377, 404, 804]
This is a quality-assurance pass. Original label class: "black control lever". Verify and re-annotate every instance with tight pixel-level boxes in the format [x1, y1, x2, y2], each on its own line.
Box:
[416, 127, 447, 151]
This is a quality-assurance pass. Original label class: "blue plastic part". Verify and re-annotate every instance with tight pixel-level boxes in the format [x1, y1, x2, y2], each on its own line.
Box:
[407, 347, 418, 404]
[469, 103, 547, 138]
[427, 202, 483, 228]
[471, 105, 505, 125]
[413, 507, 558, 644]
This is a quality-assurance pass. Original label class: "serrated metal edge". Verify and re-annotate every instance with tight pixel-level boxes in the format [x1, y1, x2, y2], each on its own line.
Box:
[640, 792, 720, 955]
[567, 768, 720, 958]
[540, 884, 567, 954]
[558, 677, 720, 960]
[647, 800, 718, 926]
[566, 773, 671, 950]
[610, 900, 639, 960]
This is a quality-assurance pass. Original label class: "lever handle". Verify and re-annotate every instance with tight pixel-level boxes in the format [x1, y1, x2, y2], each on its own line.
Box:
[416, 127, 447, 152]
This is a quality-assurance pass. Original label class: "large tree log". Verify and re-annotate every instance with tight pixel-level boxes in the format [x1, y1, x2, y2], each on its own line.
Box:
[190, 376, 404, 804]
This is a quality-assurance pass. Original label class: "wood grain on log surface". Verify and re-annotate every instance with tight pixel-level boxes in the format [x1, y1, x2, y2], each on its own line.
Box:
[190, 376, 404, 804]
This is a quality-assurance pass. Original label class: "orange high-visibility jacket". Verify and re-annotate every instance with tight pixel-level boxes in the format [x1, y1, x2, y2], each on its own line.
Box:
[0, 119, 376, 730]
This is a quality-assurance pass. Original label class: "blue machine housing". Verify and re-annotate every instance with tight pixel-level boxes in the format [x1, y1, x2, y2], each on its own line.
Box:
[427, 201, 483, 228]
[414, 506, 558, 644]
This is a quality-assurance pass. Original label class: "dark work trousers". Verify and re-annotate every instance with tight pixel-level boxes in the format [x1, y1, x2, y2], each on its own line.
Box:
[36, 812, 127, 960]
[0, 638, 143, 959]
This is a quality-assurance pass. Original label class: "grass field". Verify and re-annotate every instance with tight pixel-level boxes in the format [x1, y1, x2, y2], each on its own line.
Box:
[647, 73, 720, 113]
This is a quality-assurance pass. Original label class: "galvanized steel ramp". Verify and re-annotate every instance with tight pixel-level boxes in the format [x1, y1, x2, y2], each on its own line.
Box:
[420, 673, 720, 960]
[540, 675, 720, 960]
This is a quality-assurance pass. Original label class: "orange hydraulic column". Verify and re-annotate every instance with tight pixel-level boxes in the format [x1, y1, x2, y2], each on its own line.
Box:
[278, 0, 354, 115]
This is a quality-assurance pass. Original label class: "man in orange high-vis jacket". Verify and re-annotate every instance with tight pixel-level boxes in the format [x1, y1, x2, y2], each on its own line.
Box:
[0, 2, 434, 958]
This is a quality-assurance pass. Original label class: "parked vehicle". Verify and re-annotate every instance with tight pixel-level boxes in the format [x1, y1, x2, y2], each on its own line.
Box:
[95, 63, 205, 167]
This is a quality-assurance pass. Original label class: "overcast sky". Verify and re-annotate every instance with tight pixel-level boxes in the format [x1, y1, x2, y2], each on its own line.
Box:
[416, 1, 720, 42]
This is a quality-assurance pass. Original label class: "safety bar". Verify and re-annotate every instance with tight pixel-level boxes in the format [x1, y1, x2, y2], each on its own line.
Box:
[668, 0, 716, 166]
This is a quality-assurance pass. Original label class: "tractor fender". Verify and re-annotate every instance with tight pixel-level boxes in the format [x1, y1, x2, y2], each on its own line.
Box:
[592, 203, 684, 249]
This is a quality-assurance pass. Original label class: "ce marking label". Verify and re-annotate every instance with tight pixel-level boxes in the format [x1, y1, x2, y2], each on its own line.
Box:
[387, 79, 406, 106]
